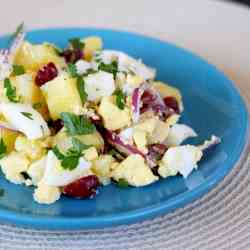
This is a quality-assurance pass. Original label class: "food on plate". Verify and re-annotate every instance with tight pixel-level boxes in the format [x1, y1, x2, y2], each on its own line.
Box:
[0, 24, 221, 204]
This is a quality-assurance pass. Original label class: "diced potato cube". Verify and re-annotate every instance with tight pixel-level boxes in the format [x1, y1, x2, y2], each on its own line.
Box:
[83, 36, 103, 61]
[27, 156, 46, 185]
[41, 74, 82, 120]
[14, 41, 65, 71]
[83, 146, 98, 161]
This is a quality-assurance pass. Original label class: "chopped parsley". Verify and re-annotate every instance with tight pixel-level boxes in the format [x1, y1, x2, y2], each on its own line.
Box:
[69, 38, 85, 50]
[52, 138, 91, 170]
[4, 78, 20, 103]
[67, 63, 78, 77]
[60, 112, 96, 136]
[114, 89, 126, 110]
[0, 188, 4, 197]
[12, 64, 25, 76]
[32, 102, 42, 110]
[98, 60, 118, 78]
[117, 178, 130, 188]
[9, 22, 24, 42]
[0, 139, 7, 159]
[21, 112, 33, 120]
[76, 76, 87, 104]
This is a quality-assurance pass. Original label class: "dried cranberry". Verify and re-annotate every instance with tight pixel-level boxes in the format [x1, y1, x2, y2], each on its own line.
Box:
[62, 175, 100, 199]
[35, 62, 58, 86]
[141, 90, 156, 103]
[61, 49, 83, 64]
[164, 96, 180, 113]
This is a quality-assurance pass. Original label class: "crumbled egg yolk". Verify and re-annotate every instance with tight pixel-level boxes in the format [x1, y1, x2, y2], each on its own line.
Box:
[111, 154, 158, 187]
[98, 96, 131, 130]
[92, 155, 115, 185]
[0, 151, 30, 184]
[33, 180, 61, 204]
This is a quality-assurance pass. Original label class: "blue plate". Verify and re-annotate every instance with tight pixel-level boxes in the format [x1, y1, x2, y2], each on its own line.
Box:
[0, 28, 248, 230]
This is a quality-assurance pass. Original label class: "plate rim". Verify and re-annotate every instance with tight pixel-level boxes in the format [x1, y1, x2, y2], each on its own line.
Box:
[0, 27, 248, 230]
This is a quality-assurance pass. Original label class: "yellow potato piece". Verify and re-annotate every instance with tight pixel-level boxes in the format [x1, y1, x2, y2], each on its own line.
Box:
[41, 74, 82, 120]
[111, 154, 158, 187]
[83, 36, 103, 61]
[14, 41, 65, 71]
[0, 128, 19, 153]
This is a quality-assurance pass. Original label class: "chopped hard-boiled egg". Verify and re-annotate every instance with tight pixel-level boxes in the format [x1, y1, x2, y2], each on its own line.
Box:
[164, 124, 197, 147]
[42, 150, 92, 187]
[33, 180, 61, 204]
[98, 96, 131, 130]
[27, 156, 47, 185]
[0, 102, 50, 140]
[111, 154, 158, 187]
[0, 151, 30, 184]
[92, 154, 115, 185]
[84, 71, 115, 101]
[158, 145, 203, 178]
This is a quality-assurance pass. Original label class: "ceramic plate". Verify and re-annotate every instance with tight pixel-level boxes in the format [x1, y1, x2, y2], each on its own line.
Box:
[0, 28, 248, 229]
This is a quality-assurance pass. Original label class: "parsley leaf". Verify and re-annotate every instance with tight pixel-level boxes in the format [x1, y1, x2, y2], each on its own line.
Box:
[32, 102, 42, 110]
[52, 138, 90, 170]
[52, 146, 65, 161]
[114, 89, 126, 110]
[72, 137, 91, 152]
[69, 38, 85, 50]
[67, 63, 78, 77]
[98, 60, 118, 78]
[9, 22, 24, 42]
[4, 78, 20, 103]
[60, 112, 95, 136]
[21, 112, 33, 120]
[76, 76, 87, 104]
[0, 188, 4, 197]
[0, 139, 7, 159]
[12, 64, 25, 76]
[117, 178, 130, 188]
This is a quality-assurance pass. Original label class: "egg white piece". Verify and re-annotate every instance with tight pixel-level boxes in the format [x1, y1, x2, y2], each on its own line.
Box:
[96, 50, 156, 80]
[0, 103, 50, 140]
[42, 150, 92, 187]
[119, 127, 134, 144]
[164, 124, 197, 147]
[75, 59, 92, 75]
[160, 145, 203, 178]
[84, 71, 115, 101]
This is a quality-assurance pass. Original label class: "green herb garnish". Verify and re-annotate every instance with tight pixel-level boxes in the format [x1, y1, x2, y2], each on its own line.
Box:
[98, 60, 118, 79]
[67, 63, 78, 77]
[21, 112, 33, 120]
[114, 89, 126, 110]
[76, 76, 87, 104]
[32, 102, 42, 110]
[69, 38, 85, 50]
[0, 188, 4, 197]
[4, 78, 20, 103]
[52, 138, 91, 170]
[60, 112, 96, 136]
[0, 139, 7, 159]
[117, 178, 130, 188]
[12, 64, 25, 76]
[9, 22, 24, 42]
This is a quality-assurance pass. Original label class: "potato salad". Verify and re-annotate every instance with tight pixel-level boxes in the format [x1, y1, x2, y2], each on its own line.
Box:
[0, 24, 220, 204]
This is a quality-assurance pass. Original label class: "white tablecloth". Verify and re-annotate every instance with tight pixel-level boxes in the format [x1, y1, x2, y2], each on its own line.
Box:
[0, 0, 250, 249]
